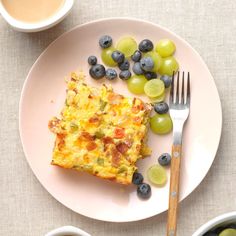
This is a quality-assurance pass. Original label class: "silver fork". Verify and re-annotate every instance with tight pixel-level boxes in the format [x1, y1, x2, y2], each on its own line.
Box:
[167, 71, 190, 236]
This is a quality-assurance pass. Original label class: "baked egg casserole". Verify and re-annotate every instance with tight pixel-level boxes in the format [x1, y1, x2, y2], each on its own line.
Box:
[49, 72, 152, 184]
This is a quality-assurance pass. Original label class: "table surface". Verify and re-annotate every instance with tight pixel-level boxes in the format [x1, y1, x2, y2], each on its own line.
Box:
[1, 1, 236, 235]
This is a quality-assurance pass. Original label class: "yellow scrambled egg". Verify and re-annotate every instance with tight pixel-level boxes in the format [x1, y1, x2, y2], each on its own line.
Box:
[49, 72, 152, 184]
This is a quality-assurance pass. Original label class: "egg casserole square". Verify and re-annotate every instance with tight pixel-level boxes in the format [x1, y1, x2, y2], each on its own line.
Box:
[49, 72, 152, 184]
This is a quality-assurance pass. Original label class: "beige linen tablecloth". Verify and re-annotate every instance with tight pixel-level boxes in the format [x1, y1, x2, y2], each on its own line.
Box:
[1, 1, 236, 235]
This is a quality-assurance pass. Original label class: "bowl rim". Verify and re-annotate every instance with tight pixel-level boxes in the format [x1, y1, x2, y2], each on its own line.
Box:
[0, 0, 74, 32]
[192, 211, 236, 236]
[44, 225, 91, 236]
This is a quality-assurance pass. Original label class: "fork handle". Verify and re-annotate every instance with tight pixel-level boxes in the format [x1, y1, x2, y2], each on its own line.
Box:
[167, 144, 182, 236]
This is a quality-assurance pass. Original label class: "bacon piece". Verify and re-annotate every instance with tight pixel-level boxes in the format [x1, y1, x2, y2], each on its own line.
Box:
[86, 141, 97, 151]
[116, 142, 129, 154]
[103, 136, 114, 144]
[57, 133, 65, 150]
[114, 127, 125, 139]
[103, 137, 114, 151]
[132, 98, 145, 113]
[131, 106, 139, 113]
[89, 116, 100, 123]
[80, 131, 95, 141]
[133, 116, 142, 124]
[111, 148, 121, 167]
[108, 93, 124, 101]
[138, 102, 144, 110]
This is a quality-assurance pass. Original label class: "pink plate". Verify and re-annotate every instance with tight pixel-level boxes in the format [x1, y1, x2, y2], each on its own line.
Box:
[19, 18, 222, 222]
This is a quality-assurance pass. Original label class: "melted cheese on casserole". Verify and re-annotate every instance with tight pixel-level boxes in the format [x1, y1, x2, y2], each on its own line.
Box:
[49, 72, 152, 184]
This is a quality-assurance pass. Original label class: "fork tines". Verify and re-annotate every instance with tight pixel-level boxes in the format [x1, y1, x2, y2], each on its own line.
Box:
[170, 71, 190, 105]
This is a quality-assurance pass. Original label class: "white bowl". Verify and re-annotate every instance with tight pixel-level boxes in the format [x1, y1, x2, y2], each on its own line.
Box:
[45, 226, 91, 236]
[192, 212, 236, 236]
[0, 0, 74, 32]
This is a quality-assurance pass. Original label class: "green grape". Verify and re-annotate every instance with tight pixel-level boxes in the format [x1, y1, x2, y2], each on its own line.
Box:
[158, 56, 179, 76]
[127, 75, 147, 94]
[147, 165, 167, 186]
[144, 79, 165, 98]
[219, 229, 236, 236]
[116, 36, 138, 57]
[150, 92, 165, 103]
[144, 51, 163, 72]
[101, 46, 117, 67]
[150, 113, 173, 134]
[155, 39, 176, 57]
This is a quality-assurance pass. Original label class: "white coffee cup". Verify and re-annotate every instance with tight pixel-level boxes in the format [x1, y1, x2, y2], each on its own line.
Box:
[45, 226, 91, 236]
[0, 0, 74, 32]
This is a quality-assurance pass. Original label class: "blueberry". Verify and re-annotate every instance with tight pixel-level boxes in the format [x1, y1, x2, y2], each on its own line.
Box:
[132, 62, 144, 75]
[87, 55, 97, 66]
[158, 153, 171, 166]
[154, 102, 169, 114]
[118, 59, 130, 71]
[132, 172, 144, 185]
[131, 50, 142, 62]
[160, 75, 172, 88]
[119, 70, 131, 80]
[203, 232, 218, 236]
[137, 183, 151, 199]
[139, 39, 154, 52]
[99, 35, 112, 48]
[111, 50, 125, 64]
[89, 64, 106, 79]
[140, 57, 154, 71]
[105, 68, 117, 80]
[145, 71, 157, 80]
